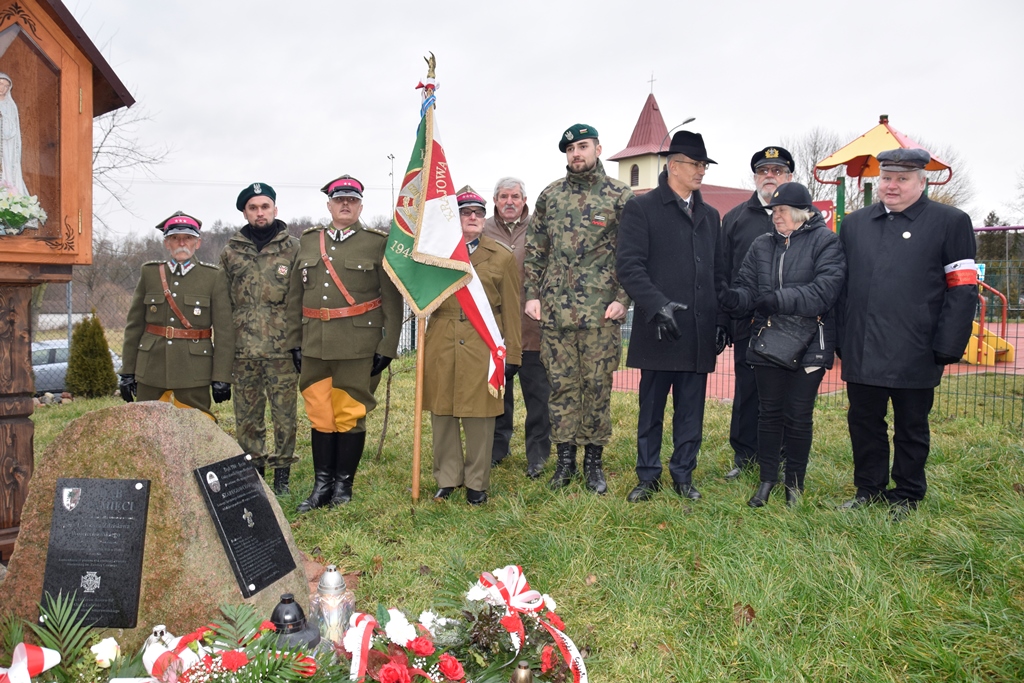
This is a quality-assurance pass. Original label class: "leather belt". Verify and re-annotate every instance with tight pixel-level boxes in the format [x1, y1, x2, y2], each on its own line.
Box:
[303, 297, 382, 321]
[146, 324, 212, 340]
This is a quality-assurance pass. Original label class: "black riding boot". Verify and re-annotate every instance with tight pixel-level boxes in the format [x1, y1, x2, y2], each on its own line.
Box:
[548, 443, 578, 490]
[582, 444, 607, 494]
[273, 467, 291, 495]
[331, 431, 366, 506]
[297, 430, 337, 513]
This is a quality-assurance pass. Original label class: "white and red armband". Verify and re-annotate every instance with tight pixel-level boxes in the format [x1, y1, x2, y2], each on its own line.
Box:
[944, 259, 978, 288]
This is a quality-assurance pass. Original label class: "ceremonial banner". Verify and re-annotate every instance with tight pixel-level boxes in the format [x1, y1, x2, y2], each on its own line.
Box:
[383, 72, 506, 396]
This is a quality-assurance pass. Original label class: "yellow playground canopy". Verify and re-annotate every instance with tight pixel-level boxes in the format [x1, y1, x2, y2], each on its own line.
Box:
[814, 115, 952, 186]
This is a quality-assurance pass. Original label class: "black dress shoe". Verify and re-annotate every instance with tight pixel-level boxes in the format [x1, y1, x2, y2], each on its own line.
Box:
[673, 482, 702, 500]
[785, 487, 802, 508]
[526, 463, 544, 479]
[747, 481, 777, 508]
[466, 488, 488, 505]
[838, 496, 871, 510]
[626, 480, 661, 503]
[724, 467, 743, 481]
[433, 487, 456, 501]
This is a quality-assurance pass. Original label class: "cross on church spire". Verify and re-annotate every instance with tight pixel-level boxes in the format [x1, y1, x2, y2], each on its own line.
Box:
[648, 72, 656, 94]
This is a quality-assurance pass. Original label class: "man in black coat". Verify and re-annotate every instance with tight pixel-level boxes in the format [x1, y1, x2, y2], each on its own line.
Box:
[837, 148, 977, 517]
[617, 131, 728, 502]
[718, 146, 795, 480]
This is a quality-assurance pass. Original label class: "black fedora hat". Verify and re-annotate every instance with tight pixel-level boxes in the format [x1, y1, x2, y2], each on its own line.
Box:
[660, 131, 716, 164]
[765, 182, 813, 210]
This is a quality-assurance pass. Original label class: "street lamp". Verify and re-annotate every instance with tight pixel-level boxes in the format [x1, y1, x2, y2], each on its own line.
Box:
[387, 154, 396, 208]
[658, 117, 696, 155]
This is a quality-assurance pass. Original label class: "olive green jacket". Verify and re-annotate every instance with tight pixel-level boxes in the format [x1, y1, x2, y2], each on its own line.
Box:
[524, 160, 633, 330]
[219, 225, 302, 359]
[289, 223, 404, 361]
[122, 261, 234, 388]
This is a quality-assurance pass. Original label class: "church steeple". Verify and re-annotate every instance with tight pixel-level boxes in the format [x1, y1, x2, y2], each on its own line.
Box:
[609, 93, 670, 191]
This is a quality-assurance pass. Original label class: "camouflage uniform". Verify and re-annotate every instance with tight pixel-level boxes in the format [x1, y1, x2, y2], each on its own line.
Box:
[524, 159, 633, 447]
[219, 221, 302, 470]
[122, 259, 234, 416]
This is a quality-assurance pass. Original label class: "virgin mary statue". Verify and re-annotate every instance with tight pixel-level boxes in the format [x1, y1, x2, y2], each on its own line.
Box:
[0, 72, 28, 196]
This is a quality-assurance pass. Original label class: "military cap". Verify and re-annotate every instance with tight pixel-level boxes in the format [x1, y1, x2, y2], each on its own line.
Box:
[456, 186, 487, 208]
[661, 131, 717, 164]
[559, 123, 599, 152]
[321, 175, 364, 199]
[156, 211, 202, 237]
[750, 146, 794, 172]
[235, 182, 276, 211]
[765, 182, 813, 210]
[877, 148, 930, 172]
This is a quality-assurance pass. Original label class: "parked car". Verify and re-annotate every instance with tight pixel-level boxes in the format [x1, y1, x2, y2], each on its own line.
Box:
[31, 340, 122, 395]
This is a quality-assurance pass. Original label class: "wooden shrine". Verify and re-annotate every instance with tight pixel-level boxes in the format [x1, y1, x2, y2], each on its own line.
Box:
[0, 0, 133, 559]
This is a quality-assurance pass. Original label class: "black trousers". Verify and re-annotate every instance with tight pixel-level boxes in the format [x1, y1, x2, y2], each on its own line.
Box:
[847, 382, 934, 504]
[753, 365, 824, 488]
[729, 340, 759, 467]
[635, 370, 706, 484]
[491, 351, 552, 468]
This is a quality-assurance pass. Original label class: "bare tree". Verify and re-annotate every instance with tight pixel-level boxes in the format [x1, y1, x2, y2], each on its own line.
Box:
[781, 127, 849, 202]
[92, 105, 171, 229]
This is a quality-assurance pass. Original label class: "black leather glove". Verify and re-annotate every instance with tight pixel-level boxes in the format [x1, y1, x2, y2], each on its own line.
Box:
[934, 350, 961, 365]
[505, 363, 520, 379]
[715, 325, 732, 355]
[370, 353, 393, 377]
[290, 348, 302, 374]
[211, 381, 231, 404]
[835, 347, 842, 360]
[118, 374, 137, 403]
[719, 288, 741, 313]
[654, 301, 688, 341]
[754, 292, 779, 317]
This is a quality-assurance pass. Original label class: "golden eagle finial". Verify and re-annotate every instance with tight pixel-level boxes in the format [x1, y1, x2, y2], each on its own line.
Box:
[424, 52, 436, 79]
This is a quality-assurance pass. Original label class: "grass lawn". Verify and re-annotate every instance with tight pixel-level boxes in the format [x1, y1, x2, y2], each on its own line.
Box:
[29, 355, 1024, 682]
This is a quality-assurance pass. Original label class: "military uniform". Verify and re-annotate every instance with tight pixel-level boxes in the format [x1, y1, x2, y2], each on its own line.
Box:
[219, 221, 302, 472]
[289, 211, 403, 508]
[424, 235, 522, 495]
[524, 157, 633, 488]
[122, 260, 233, 415]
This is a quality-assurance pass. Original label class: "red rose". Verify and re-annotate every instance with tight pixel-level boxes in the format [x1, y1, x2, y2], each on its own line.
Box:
[260, 620, 276, 631]
[545, 611, 565, 630]
[378, 661, 412, 683]
[220, 650, 249, 672]
[500, 615, 521, 633]
[437, 653, 464, 681]
[296, 655, 317, 677]
[408, 636, 435, 657]
[541, 644, 556, 673]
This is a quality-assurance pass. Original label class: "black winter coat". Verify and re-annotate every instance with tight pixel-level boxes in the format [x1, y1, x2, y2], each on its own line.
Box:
[718, 192, 774, 340]
[837, 195, 977, 388]
[730, 212, 846, 369]
[617, 171, 723, 372]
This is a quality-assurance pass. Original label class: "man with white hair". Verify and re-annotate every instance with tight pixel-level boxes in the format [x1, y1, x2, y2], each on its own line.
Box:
[483, 177, 551, 479]
[837, 148, 977, 517]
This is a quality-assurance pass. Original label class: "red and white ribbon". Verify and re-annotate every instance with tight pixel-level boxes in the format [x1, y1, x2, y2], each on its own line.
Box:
[345, 612, 378, 681]
[478, 565, 588, 683]
[0, 643, 61, 683]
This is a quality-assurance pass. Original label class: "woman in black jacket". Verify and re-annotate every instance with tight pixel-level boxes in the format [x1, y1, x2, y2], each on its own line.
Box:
[720, 183, 846, 507]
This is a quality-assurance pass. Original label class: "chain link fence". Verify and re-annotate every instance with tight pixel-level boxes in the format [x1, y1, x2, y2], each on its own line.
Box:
[33, 249, 1024, 433]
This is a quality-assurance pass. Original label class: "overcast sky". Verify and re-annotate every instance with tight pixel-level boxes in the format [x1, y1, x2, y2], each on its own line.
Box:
[69, 0, 1023, 238]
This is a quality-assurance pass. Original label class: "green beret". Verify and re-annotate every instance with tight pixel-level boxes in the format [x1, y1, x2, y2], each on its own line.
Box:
[559, 123, 599, 152]
[236, 182, 276, 211]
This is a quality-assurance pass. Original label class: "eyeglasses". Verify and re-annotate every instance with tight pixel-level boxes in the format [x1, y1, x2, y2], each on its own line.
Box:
[755, 166, 790, 177]
[459, 208, 485, 218]
[673, 159, 711, 171]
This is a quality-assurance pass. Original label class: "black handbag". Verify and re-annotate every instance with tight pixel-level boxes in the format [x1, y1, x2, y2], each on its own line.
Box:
[749, 314, 820, 370]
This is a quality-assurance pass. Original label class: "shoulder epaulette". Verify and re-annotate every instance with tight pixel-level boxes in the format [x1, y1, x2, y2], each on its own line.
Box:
[142, 260, 165, 266]
[198, 261, 219, 269]
[362, 223, 390, 237]
[495, 240, 515, 254]
[302, 225, 326, 236]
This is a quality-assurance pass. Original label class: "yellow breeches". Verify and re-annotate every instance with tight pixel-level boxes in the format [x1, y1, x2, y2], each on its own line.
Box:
[301, 377, 366, 432]
[156, 390, 216, 421]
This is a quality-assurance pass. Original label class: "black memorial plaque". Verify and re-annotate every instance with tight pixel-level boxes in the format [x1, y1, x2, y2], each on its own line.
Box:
[41, 478, 151, 628]
[194, 454, 295, 598]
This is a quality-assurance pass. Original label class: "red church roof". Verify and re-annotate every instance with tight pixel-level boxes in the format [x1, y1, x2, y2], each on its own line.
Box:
[609, 93, 669, 160]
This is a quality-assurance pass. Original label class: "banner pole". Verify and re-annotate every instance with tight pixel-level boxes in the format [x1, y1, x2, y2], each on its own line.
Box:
[411, 317, 427, 503]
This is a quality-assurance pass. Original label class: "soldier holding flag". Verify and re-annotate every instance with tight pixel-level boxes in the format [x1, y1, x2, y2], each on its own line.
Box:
[424, 187, 522, 505]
